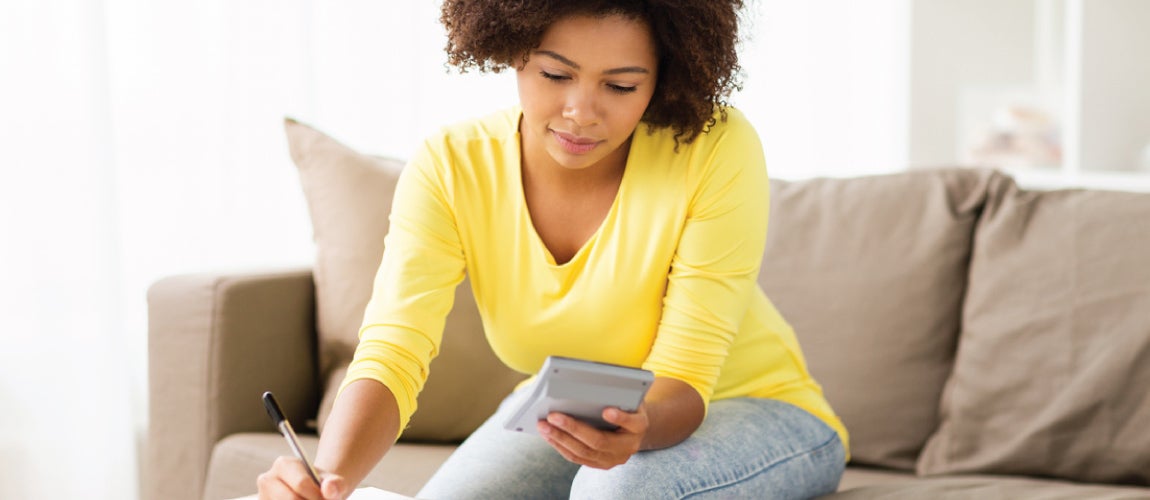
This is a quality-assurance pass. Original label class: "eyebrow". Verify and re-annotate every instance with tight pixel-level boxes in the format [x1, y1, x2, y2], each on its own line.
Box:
[534, 50, 650, 75]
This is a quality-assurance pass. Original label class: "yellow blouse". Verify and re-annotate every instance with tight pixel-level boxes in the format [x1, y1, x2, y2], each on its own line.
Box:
[342, 106, 848, 452]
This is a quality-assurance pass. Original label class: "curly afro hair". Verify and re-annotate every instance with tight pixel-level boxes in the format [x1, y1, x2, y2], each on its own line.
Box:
[440, 0, 745, 144]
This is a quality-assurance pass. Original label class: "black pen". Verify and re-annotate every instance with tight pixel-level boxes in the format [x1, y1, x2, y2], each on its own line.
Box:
[263, 391, 322, 487]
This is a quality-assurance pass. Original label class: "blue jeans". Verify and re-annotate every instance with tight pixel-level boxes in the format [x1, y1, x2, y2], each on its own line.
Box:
[417, 390, 845, 499]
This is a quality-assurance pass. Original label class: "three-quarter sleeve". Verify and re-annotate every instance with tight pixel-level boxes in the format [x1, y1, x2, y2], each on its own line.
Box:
[339, 139, 467, 438]
[641, 118, 770, 412]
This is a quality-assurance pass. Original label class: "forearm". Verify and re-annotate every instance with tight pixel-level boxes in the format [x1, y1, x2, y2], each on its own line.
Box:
[640, 377, 705, 450]
[314, 378, 401, 489]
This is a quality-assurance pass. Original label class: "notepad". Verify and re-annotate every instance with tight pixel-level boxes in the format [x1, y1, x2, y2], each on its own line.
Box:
[349, 487, 418, 499]
[232, 487, 416, 500]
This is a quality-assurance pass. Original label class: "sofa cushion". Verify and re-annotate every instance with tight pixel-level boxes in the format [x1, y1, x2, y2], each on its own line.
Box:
[760, 168, 998, 470]
[825, 473, 1150, 499]
[836, 466, 917, 491]
[284, 119, 524, 441]
[917, 174, 1150, 485]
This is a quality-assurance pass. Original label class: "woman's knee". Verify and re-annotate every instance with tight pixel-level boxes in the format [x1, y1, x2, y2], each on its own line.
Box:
[569, 443, 844, 500]
[570, 463, 656, 500]
[568, 399, 846, 500]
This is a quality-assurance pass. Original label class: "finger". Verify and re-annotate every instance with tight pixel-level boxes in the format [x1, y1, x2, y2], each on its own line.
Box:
[545, 430, 623, 471]
[546, 413, 608, 452]
[320, 474, 347, 500]
[258, 471, 305, 500]
[548, 436, 588, 466]
[602, 407, 647, 434]
[544, 413, 619, 465]
[271, 456, 324, 500]
[539, 419, 596, 467]
[257, 470, 289, 499]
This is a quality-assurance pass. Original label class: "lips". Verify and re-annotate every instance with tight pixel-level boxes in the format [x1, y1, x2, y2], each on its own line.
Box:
[551, 130, 600, 155]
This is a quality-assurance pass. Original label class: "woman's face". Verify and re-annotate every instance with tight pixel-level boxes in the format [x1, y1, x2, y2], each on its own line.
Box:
[516, 14, 658, 172]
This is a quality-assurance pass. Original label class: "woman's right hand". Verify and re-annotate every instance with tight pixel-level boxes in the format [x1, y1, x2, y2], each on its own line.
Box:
[257, 456, 348, 500]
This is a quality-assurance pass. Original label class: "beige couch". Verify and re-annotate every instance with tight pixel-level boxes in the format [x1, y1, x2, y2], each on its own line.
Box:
[145, 120, 1150, 499]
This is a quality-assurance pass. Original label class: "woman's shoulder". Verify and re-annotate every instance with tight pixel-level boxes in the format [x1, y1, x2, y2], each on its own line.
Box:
[642, 106, 759, 153]
[627, 106, 765, 192]
[408, 107, 520, 184]
[424, 106, 520, 150]
[696, 106, 758, 146]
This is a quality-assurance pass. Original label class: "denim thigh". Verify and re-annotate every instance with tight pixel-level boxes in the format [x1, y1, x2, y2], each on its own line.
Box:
[416, 389, 580, 499]
[418, 393, 844, 500]
[571, 398, 845, 500]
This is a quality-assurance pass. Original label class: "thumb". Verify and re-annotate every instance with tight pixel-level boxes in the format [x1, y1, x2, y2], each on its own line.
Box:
[320, 474, 347, 500]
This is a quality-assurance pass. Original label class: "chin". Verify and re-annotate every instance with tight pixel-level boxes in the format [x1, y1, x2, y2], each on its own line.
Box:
[548, 149, 603, 170]
[563, 155, 612, 171]
[552, 157, 596, 171]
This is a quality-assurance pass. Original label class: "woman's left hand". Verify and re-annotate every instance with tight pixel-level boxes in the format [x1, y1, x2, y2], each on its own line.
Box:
[536, 405, 649, 469]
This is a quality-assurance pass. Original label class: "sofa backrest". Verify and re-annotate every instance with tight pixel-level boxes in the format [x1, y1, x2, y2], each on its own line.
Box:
[763, 168, 1150, 486]
[918, 173, 1150, 485]
[758, 168, 999, 470]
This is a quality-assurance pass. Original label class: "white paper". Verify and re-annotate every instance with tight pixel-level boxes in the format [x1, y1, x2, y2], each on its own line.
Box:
[349, 487, 418, 500]
[231, 487, 416, 500]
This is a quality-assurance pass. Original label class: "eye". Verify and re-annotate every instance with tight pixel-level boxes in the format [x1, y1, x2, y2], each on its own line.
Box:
[607, 83, 638, 94]
[540, 71, 569, 82]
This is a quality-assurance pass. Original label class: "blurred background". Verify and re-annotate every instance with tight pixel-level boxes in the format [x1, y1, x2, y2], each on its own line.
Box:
[1, 0, 1147, 498]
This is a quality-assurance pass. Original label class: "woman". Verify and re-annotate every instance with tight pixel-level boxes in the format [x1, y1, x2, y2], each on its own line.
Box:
[260, 1, 848, 498]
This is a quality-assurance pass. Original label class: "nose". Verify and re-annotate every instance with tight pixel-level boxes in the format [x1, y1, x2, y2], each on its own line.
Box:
[561, 85, 600, 128]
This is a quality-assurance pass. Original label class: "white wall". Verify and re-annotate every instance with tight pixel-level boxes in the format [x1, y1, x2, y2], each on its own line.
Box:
[288, 0, 914, 178]
[906, 0, 1150, 191]
[908, 0, 1038, 167]
[737, 0, 910, 178]
[1078, 0, 1150, 172]
[0, 2, 137, 498]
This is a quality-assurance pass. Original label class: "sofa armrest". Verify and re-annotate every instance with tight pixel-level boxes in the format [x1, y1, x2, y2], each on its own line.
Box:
[145, 268, 319, 500]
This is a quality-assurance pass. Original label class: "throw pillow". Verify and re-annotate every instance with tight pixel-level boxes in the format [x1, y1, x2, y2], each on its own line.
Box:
[917, 174, 1150, 485]
[284, 118, 525, 441]
[759, 168, 999, 470]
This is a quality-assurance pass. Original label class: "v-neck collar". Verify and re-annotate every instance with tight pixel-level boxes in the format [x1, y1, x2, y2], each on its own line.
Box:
[511, 108, 638, 269]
